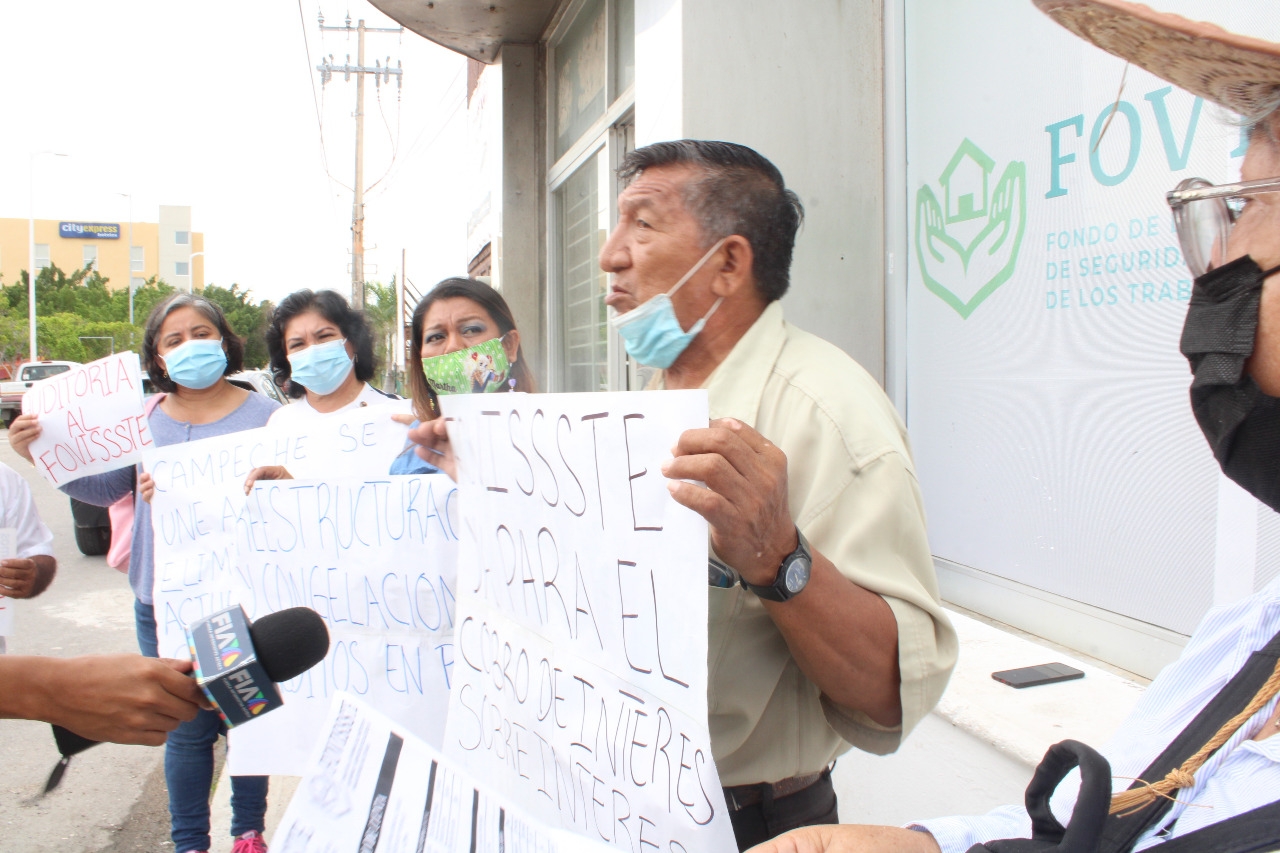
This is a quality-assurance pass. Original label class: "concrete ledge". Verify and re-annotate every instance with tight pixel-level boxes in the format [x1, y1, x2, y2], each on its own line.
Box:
[833, 607, 1148, 825]
[934, 609, 1146, 768]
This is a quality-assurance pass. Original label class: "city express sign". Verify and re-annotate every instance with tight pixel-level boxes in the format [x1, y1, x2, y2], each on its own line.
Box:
[59, 222, 120, 239]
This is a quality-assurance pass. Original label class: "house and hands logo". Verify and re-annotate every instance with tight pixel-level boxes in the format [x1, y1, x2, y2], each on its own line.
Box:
[916, 138, 1027, 318]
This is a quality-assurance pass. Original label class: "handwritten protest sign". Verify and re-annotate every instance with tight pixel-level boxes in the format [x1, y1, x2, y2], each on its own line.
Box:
[440, 391, 736, 853]
[144, 405, 458, 774]
[276, 692, 613, 853]
[22, 352, 148, 486]
[0, 529, 15, 637]
[228, 473, 459, 775]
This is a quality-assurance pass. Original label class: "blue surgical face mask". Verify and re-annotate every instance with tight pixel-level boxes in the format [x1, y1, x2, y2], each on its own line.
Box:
[609, 238, 727, 369]
[288, 338, 354, 396]
[161, 339, 227, 390]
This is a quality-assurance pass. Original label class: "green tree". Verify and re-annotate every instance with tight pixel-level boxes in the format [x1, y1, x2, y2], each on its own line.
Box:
[201, 284, 273, 369]
[364, 280, 400, 391]
[0, 264, 276, 367]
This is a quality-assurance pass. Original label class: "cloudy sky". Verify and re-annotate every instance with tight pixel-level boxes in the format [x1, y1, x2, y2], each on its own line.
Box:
[0, 0, 469, 307]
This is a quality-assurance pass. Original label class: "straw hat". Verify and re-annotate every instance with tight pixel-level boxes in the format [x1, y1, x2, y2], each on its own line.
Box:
[1034, 0, 1280, 117]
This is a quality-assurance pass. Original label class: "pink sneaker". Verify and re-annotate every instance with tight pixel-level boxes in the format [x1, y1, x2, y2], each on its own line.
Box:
[232, 830, 268, 853]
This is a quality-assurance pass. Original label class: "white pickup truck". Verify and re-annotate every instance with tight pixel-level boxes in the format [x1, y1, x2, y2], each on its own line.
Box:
[0, 360, 79, 427]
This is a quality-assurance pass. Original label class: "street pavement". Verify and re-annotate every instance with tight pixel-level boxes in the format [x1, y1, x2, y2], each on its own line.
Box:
[0, 434, 170, 852]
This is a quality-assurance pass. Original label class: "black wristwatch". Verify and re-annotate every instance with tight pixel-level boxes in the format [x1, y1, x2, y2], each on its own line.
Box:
[740, 528, 812, 602]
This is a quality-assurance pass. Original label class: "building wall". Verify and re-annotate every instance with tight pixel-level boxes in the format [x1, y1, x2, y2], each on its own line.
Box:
[158, 205, 199, 291]
[638, 0, 888, 381]
[0, 216, 204, 292]
[497, 43, 547, 387]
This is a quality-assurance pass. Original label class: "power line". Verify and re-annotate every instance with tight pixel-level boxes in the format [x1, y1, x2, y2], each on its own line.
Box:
[365, 64, 464, 203]
[297, 0, 333, 184]
[316, 11, 403, 307]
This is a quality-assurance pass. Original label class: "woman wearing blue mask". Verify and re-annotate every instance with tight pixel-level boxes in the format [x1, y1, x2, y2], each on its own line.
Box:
[9, 293, 278, 853]
[393, 277, 536, 478]
[242, 290, 406, 490]
[262, 289, 402, 425]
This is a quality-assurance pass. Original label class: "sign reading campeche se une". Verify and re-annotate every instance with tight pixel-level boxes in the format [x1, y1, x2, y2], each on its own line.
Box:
[58, 222, 120, 239]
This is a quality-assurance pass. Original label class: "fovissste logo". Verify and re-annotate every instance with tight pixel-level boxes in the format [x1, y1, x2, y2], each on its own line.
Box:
[916, 139, 1027, 318]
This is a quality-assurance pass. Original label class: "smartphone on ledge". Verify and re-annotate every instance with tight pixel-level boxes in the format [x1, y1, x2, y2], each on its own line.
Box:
[992, 662, 1085, 689]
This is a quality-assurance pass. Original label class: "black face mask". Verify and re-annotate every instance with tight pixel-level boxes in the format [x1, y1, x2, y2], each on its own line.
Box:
[1180, 255, 1280, 512]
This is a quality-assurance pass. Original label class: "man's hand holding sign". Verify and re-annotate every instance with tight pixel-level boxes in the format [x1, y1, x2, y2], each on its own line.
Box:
[663, 417, 904, 728]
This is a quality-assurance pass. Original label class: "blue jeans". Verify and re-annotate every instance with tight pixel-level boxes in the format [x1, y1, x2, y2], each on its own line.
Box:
[135, 599, 268, 852]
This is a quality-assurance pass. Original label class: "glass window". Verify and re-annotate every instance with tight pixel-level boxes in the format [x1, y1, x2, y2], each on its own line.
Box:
[175, 261, 190, 276]
[556, 151, 609, 392]
[553, 0, 606, 160]
[131, 246, 144, 272]
[83, 245, 98, 270]
[22, 364, 71, 381]
[35, 244, 50, 270]
[131, 276, 146, 292]
[175, 231, 189, 245]
[547, 0, 636, 393]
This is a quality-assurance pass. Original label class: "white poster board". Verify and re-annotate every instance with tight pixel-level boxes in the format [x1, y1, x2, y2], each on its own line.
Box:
[0, 529, 16, 638]
[227, 472, 459, 775]
[22, 352, 148, 487]
[144, 406, 458, 774]
[904, 0, 1280, 634]
[439, 391, 737, 853]
[276, 693, 614, 853]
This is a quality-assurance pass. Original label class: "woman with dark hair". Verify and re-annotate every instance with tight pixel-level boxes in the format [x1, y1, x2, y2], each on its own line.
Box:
[393, 277, 535, 477]
[243, 289, 405, 489]
[262, 288, 401, 428]
[9, 292, 277, 853]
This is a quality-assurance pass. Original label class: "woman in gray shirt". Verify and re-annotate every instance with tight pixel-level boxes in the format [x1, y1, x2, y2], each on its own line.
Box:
[11, 292, 279, 853]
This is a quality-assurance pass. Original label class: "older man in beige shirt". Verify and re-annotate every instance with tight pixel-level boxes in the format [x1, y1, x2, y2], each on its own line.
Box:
[598, 139, 957, 850]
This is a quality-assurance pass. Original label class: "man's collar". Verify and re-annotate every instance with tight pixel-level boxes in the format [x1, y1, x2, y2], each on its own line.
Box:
[697, 300, 786, 423]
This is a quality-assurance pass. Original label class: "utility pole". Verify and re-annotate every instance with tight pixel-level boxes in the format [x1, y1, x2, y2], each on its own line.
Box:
[317, 12, 402, 309]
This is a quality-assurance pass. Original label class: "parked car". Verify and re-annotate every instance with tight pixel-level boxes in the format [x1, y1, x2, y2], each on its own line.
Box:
[1, 360, 79, 428]
[65, 367, 287, 556]
[227, 369, 290, 406]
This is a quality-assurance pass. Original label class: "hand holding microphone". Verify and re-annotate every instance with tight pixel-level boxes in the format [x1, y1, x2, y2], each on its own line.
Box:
[44, 606, 329, 793]
[0, 654, 208, 747]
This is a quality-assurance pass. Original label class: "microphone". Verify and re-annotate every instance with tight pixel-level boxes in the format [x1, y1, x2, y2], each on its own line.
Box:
[186, 604, 329, 726]
[44, 605, 329, 793]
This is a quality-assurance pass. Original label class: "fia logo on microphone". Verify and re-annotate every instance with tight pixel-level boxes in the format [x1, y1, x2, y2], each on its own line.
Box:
[211, 611, 243, 669]
[226, 669, 271, 716]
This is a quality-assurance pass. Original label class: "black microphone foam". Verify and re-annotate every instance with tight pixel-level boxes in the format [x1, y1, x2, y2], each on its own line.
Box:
[248, 606, 330, 683]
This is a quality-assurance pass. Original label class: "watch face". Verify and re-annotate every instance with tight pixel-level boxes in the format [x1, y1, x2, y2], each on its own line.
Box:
[784, 558, 810, 595]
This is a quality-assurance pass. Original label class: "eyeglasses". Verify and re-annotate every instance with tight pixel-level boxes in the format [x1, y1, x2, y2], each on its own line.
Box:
[1167, 176, 1280, 278]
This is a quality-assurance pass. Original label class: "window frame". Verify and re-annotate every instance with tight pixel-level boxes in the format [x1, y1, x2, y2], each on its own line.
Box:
[35, 243, 51, 270]
[83, 244, 98, 270]
[544, 0, 636, 393]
